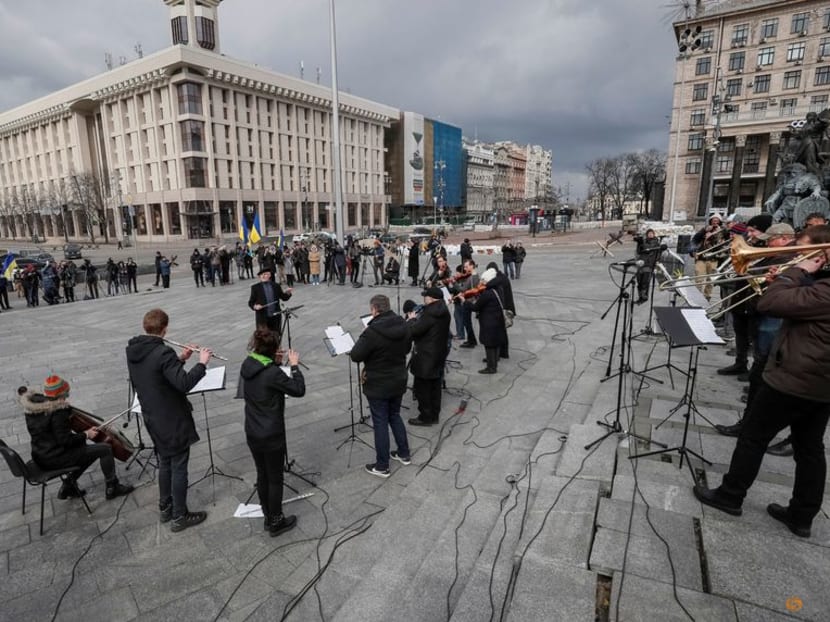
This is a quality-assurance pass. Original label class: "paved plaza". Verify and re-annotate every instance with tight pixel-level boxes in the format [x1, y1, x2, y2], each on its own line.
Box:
[0, 233, 827, 621]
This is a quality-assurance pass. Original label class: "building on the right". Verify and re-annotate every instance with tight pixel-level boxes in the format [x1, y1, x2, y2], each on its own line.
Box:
[665, 0, 830, 221]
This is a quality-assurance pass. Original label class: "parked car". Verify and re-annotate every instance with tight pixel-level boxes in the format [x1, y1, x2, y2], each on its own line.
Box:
[63, 243, 83, 259]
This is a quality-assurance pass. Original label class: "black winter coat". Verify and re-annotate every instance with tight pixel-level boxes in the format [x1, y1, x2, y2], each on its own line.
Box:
[248, 281, 292, 327]
[474, 289, 508, 348]
[486, 271, 516, 314]
[20, 391, 86, 469]
[350, 310, 412, 399]
[408, 245, 420, 279]
[125, 335, 206, 457]
[408, 300, 451, 379]
[240, 356, 305, 450]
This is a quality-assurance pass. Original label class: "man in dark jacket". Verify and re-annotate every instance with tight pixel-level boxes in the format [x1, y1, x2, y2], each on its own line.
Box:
[190, 249, 205, 287]
[460, 238, 473, 263]
[693, 225, 830, 538]
[126, 308, 212, 533]
[83, 259, 99, 299]
[350, 294, 412, 478]
[248, 267, 293, 335]
[240, 330, 305, 537]
[407, 238, 420, 286]
[154, 251, 162, 286]
[406, 287, 451, 425]
[20, 377, 133, 501]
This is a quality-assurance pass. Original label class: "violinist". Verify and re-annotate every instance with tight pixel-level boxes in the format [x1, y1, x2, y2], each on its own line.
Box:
[427, 256, 452, 288]
[452, 259, 480, 348]
[691, 213, 728, 301]
[19, 376, 133, 501]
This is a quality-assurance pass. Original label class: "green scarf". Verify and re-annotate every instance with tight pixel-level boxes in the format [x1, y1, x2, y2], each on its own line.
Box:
[248, 352, 273, 366]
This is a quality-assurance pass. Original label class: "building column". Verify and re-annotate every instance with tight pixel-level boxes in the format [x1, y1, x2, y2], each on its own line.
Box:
[697, 148, 714, 218]
[763, 131, 781, 202]
[728, 135, 746, 213]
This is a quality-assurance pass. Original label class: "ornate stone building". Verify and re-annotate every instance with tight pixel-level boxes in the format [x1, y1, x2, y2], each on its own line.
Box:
[462, 141, 495, 222]
[665, 0, 830, 221]
[0, 0, 397, 243]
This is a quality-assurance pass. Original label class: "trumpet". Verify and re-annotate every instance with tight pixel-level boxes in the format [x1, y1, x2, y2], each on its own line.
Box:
[163, 338, 228, 361]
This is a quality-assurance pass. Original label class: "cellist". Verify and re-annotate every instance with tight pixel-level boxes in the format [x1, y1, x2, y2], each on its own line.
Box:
[19, 375, 133, 501]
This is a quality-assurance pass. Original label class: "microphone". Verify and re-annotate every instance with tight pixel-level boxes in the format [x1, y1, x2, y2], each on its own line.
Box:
[611, 259, 644, 268]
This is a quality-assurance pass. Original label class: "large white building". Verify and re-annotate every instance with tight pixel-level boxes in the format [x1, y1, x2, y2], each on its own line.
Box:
[0, 0, 397, 244]
[523, 144, 553, 201]
[462, 141, 495, 221]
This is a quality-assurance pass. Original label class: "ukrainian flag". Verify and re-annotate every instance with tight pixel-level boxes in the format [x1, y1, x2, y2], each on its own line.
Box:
[278, 228, 285, 249]
[2, 254, 17, 280]
[239, 217, 249, 243]
[250, 213, 262, 245]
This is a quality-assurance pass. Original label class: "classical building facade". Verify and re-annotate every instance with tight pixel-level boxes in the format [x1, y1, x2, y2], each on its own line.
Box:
[523, 144, 553, 202]
[462, 141, 495, 222]
[0, 0, 397, 243]
[665, 0, 830, 221]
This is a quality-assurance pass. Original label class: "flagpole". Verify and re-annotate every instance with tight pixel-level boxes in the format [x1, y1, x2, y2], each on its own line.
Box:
[328, 0, 345, 245]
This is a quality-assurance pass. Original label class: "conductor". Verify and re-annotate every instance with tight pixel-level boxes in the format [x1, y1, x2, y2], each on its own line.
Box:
[248, 266, 293, 335]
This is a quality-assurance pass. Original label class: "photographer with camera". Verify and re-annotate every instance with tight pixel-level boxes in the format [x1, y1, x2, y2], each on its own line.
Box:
[634, 229, 665, 304]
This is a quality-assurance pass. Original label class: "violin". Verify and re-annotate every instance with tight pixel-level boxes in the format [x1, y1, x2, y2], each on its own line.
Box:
[455, 283, 486, 300]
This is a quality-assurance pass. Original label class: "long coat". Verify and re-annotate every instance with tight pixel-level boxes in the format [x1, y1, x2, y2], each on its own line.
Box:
[408, 244, 420, 279]
[248, 280, 292, 327]
[125, 335, 206, 457]
[240, 356, 306, 451]
[308, 250, 322, 275]
[408, 300, 451, 379]
[350, 310, 412, 400]
[473, 289, 507, 348]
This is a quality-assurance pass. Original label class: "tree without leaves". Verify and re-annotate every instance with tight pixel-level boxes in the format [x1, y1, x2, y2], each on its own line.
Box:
[69, 172, 113, 244]
[585, 157, 616, 223]
[629, 149, 666, 217]
[608, 155, 637, 220]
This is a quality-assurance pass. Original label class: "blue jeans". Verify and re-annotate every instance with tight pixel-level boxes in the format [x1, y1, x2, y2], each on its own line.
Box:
[367, 396, 409, 470]
[158, 449, 190, 519]
[453, 303, 465, 340]
[503, 261, 515, 279]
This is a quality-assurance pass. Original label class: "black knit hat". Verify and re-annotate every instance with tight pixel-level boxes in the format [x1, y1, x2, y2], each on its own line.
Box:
[746, 214, 773, 232]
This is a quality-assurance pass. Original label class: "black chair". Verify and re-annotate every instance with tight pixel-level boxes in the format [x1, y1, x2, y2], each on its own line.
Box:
[0, 440, 92, 535]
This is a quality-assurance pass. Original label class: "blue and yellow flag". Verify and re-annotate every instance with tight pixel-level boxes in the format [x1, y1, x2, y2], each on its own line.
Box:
[239, 217, 249, 243]
[250, 213, 262, 245]
[278, 228, 285, 249]
[2, 254, 17, 280]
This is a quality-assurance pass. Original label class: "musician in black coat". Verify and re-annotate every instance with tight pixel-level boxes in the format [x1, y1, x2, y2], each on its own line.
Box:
[408, 239, 420, 286]
[248, 267, 293, 334]
[473, 269, 508, 374]
[126, 308, 212, 532]
[484, 262, 515, 359]
[240, 330, 305, 537]
[19, 378, 133, 501]
[406, 288, 451, 425]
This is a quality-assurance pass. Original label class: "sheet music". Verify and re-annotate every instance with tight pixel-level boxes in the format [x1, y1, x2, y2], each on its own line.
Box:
[439, 286, 453, 304]
[130, 394, 141, 414]
[674, 278, 709, 308]
[327, 331, 355, 355]
[325, 325, 345, 339]
[234, 503, 264, 518]
[360, 314, 372, 328]
[190, 366, 227, 393]
[280, 365, 292, 376]
[680, 309, 725, 344]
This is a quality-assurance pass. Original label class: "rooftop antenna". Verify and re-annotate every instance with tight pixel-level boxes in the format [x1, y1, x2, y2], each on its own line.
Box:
[104, 52, 113, 70]
[300, 60, 304, 80]
[135, 42, 143, 59]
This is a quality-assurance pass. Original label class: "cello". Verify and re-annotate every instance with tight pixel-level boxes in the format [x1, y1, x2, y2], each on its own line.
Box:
[68, 407, 136, 462]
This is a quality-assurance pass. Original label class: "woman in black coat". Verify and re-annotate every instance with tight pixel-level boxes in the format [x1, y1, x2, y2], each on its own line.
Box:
[240, 330, 305, 537]
[473, 268, 507, 374]
[407, 239, 420, 286]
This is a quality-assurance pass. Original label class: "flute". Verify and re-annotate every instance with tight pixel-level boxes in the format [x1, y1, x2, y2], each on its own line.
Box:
[163, 338, 229, 361]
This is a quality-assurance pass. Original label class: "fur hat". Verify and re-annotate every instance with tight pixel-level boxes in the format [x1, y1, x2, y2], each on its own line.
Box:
[43, 375, 70, 399]
[421, 287, 443, 300]
[746, 214, 773, 232]
[481, 268, 498, 284]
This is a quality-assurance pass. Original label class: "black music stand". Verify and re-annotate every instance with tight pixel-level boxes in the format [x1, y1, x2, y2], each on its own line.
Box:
[125, 381, 156, 478]
[630, 307, 721, 478]
[586, 264, 665, 450]
[187, 367, 244, 501]
[324, 328, 373, 466]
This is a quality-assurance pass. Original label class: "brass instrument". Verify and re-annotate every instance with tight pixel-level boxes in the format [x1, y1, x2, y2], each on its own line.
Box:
[695, 236, 732, 259]
[729, 236, 830, 274]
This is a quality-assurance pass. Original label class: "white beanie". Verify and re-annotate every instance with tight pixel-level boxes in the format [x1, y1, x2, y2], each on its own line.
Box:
[481, 268, 497, 284]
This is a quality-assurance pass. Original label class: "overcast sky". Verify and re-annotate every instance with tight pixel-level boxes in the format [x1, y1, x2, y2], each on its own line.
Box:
[0, 0, 682, 202]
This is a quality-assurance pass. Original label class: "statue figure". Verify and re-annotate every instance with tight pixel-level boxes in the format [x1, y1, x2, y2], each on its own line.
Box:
[764, 162, 829, 229]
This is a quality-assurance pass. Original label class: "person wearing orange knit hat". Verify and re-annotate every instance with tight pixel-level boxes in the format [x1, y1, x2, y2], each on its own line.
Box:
[19, 375, 133, 501]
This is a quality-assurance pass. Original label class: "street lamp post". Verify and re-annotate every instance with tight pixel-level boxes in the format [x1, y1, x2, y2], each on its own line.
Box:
[434, 160, 446, 226]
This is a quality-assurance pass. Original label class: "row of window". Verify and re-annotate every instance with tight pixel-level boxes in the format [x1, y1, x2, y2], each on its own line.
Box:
[692, 68, 830, 103]
[697, 40, 830, 77]
[730, 11, 829, 46]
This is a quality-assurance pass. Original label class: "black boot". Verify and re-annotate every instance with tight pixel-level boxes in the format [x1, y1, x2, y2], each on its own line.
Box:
[105, 479, 134, 500]
[767, 503, 811, 538]
[717, 362, 748, 375]
[171, 510, 208, 533]
[269, 514, 297, 537]
[159, 499, 173, 523]
[714, 419, 743, 437]
[692, 484, 742, 516]
[57, 478, 86, 500]
[766, 437, 794, 457]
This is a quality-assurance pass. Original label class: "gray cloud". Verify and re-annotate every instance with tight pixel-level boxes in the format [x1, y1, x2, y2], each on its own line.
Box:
[0, 0, 679, 199]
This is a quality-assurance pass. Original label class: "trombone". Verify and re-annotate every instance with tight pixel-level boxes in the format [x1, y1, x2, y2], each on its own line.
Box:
[694, 237, 732, 260]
